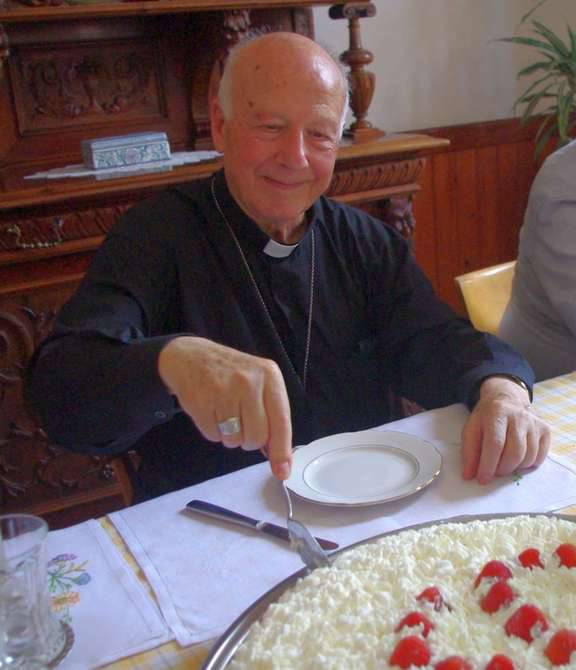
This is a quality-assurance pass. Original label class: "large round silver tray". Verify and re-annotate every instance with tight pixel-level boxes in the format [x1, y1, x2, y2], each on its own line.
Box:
[201, 512, 576, 669]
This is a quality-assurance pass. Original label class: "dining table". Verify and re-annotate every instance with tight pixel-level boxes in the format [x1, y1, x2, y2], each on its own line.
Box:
[45, 371, 576, 670]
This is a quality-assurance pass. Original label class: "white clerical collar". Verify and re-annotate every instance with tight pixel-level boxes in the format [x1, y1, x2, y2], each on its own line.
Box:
[263, 238, 299, 258]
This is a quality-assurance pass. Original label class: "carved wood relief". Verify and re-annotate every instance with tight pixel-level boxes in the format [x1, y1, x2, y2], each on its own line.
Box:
[11, 0, 66, 7]
[190, 8, 312, 148]
[10, 38, 166, 133]
[0, 298, 119, 514]
[0, 201, 132, 251]
[328, 158, 425, 197]
[293, 7, 313, 35]
[0, 23, 8, 74]
[189, 10, 256, 148]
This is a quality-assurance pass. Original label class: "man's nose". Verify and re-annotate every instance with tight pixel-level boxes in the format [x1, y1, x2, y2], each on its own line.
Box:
[277, 130, 309, 169]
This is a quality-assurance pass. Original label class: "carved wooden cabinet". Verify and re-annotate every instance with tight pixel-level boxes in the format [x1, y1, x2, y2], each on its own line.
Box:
[0, 0, 448, 528]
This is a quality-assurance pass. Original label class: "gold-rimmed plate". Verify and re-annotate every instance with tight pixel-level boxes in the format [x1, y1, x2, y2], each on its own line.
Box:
[287, 430, 442, 506]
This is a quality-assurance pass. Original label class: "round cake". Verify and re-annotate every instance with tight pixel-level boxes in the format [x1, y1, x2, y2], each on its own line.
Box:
[228, 515, 576, 669]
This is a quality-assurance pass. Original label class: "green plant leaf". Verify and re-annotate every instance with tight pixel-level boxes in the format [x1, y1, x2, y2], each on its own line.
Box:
[504, 3, 576, 159]
[518, 0, 548, 28]
[517, 60, 554, 78]
[555, 60, 576, 79]
[569, 25, 576, 57]
[514, 77, 555, 110]
[522, 88, 553, 119]
[556, 85, 575, 141]
[534, 114, 554, 141]
[498, 35, 558, 54]
[534, 116, 557, 159]
[532, 21, 571, 58]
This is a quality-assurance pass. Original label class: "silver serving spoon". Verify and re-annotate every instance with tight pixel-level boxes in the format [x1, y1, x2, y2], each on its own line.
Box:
[281, 480, 331, 570]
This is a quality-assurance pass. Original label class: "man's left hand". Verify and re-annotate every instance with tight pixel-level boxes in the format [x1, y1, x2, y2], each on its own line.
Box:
[461, 376, 550, 484]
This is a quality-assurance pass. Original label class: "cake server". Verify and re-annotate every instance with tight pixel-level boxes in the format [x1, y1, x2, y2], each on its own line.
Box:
[185, 499, 338, 551]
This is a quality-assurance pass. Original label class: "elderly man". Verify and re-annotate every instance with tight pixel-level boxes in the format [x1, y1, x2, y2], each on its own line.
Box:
[27, 33, 549, 501]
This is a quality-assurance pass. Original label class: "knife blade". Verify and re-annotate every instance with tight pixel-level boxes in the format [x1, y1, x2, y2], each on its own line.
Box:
[185, 499, 339, 551]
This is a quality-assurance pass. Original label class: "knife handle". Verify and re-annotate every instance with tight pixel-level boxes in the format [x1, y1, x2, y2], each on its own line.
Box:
[186, 499, 258, 529]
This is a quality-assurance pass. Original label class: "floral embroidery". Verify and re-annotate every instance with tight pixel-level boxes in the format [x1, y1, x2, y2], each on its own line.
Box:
[48, 553, 91, 623]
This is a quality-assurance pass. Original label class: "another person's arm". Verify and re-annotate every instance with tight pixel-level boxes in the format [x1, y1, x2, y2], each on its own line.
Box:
[526, 177, 576, 339]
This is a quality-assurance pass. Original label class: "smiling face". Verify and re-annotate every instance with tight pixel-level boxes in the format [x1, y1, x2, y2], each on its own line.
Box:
[211, 33, 347, 244]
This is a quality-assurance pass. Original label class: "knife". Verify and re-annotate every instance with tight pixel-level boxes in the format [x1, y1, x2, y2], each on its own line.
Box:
[185, 499, 339, 551]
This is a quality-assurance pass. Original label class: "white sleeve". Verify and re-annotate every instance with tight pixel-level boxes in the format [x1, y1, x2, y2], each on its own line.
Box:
[527, 168, 576, 339]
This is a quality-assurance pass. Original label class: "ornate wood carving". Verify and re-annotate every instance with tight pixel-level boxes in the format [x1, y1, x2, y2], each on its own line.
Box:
[11, 0, 65, 6]
[381, 197, 416, 238]
[328, 158, 425, 197]
[10, 39, 165, 133]
[0, 300, 119, 513]
[189, 8, 311, 149]
[0, 202, 132, 251]
[207, 9, 253, 109]
[189, 10, 255, 148]
[293, 7, 313, 36]
[222, 8, 252, 41]
[0, 23, 8, 75]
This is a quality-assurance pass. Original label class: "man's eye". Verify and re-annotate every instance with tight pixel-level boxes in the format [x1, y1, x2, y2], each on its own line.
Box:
[310, 129, 334, 141]
[310, 131, 337, 146]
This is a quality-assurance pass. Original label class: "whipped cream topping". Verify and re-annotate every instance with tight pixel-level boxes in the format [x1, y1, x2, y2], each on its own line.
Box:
[229, 516, 576, 669]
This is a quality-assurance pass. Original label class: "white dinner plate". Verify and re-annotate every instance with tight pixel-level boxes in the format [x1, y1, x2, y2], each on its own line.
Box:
[287, 430, 442, 507]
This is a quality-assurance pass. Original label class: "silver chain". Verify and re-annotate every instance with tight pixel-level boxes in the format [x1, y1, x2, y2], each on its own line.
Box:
[210, 177, 315, 390]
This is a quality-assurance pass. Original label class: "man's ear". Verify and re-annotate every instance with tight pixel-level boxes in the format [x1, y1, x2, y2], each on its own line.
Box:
[210, 96, 226, 153]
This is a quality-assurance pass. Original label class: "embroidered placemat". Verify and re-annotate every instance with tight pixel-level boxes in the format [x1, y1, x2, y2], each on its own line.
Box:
[46, 519, 172, 669]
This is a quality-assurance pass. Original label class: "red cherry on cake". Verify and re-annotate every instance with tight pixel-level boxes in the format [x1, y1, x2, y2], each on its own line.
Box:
[395, 612, 434, 638]
[389, 636, 431, 668]
[485, 654, 515, 670]
[504, 604, 549, 642]
[518, 548, 544, 569]
[434, 656, 472, 669]
[416, 586, 448, 611]
[480, 580, 515, 613]
[555, 543, 576, 568]
[544, 629, 576, 665]
[474, 560, 513, 588]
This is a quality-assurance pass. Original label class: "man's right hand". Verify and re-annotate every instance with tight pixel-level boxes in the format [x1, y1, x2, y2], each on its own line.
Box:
[157, 336, 293, 480]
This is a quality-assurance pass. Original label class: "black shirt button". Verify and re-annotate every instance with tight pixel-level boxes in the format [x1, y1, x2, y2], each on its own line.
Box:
[154, 410, 167, 420]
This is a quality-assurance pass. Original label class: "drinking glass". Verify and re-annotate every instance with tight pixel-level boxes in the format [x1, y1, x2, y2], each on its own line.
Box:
[0, 514, 71, 669]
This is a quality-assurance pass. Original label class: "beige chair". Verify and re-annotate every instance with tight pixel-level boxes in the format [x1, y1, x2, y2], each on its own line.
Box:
[454, 261, 516, 335]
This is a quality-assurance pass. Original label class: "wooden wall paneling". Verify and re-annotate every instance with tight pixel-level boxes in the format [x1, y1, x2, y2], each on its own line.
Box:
[495, 141, 523, 265]
[476, 144, 501, 276]
[428, 152, 461, 307]
[411, 118, 553, 313]
[454, 148, 482, 274]
[411, 158, 438, 287]
[517, 140, 539, 221]
[516, 140, 542, 242]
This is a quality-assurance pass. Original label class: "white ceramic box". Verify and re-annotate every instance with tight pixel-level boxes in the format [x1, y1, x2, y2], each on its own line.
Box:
[81, 132, 171, 169]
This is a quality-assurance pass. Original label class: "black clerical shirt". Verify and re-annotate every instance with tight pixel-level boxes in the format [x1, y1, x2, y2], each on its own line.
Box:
[26, 170, 533, 500]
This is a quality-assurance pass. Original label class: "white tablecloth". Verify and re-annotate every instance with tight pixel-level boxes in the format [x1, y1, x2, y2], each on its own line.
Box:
[110, 404, 576, 646]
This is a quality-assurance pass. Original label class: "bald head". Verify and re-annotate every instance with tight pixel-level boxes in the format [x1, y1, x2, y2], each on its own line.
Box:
[211, 31, 348, 241]
[218, 32, 349, 136]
